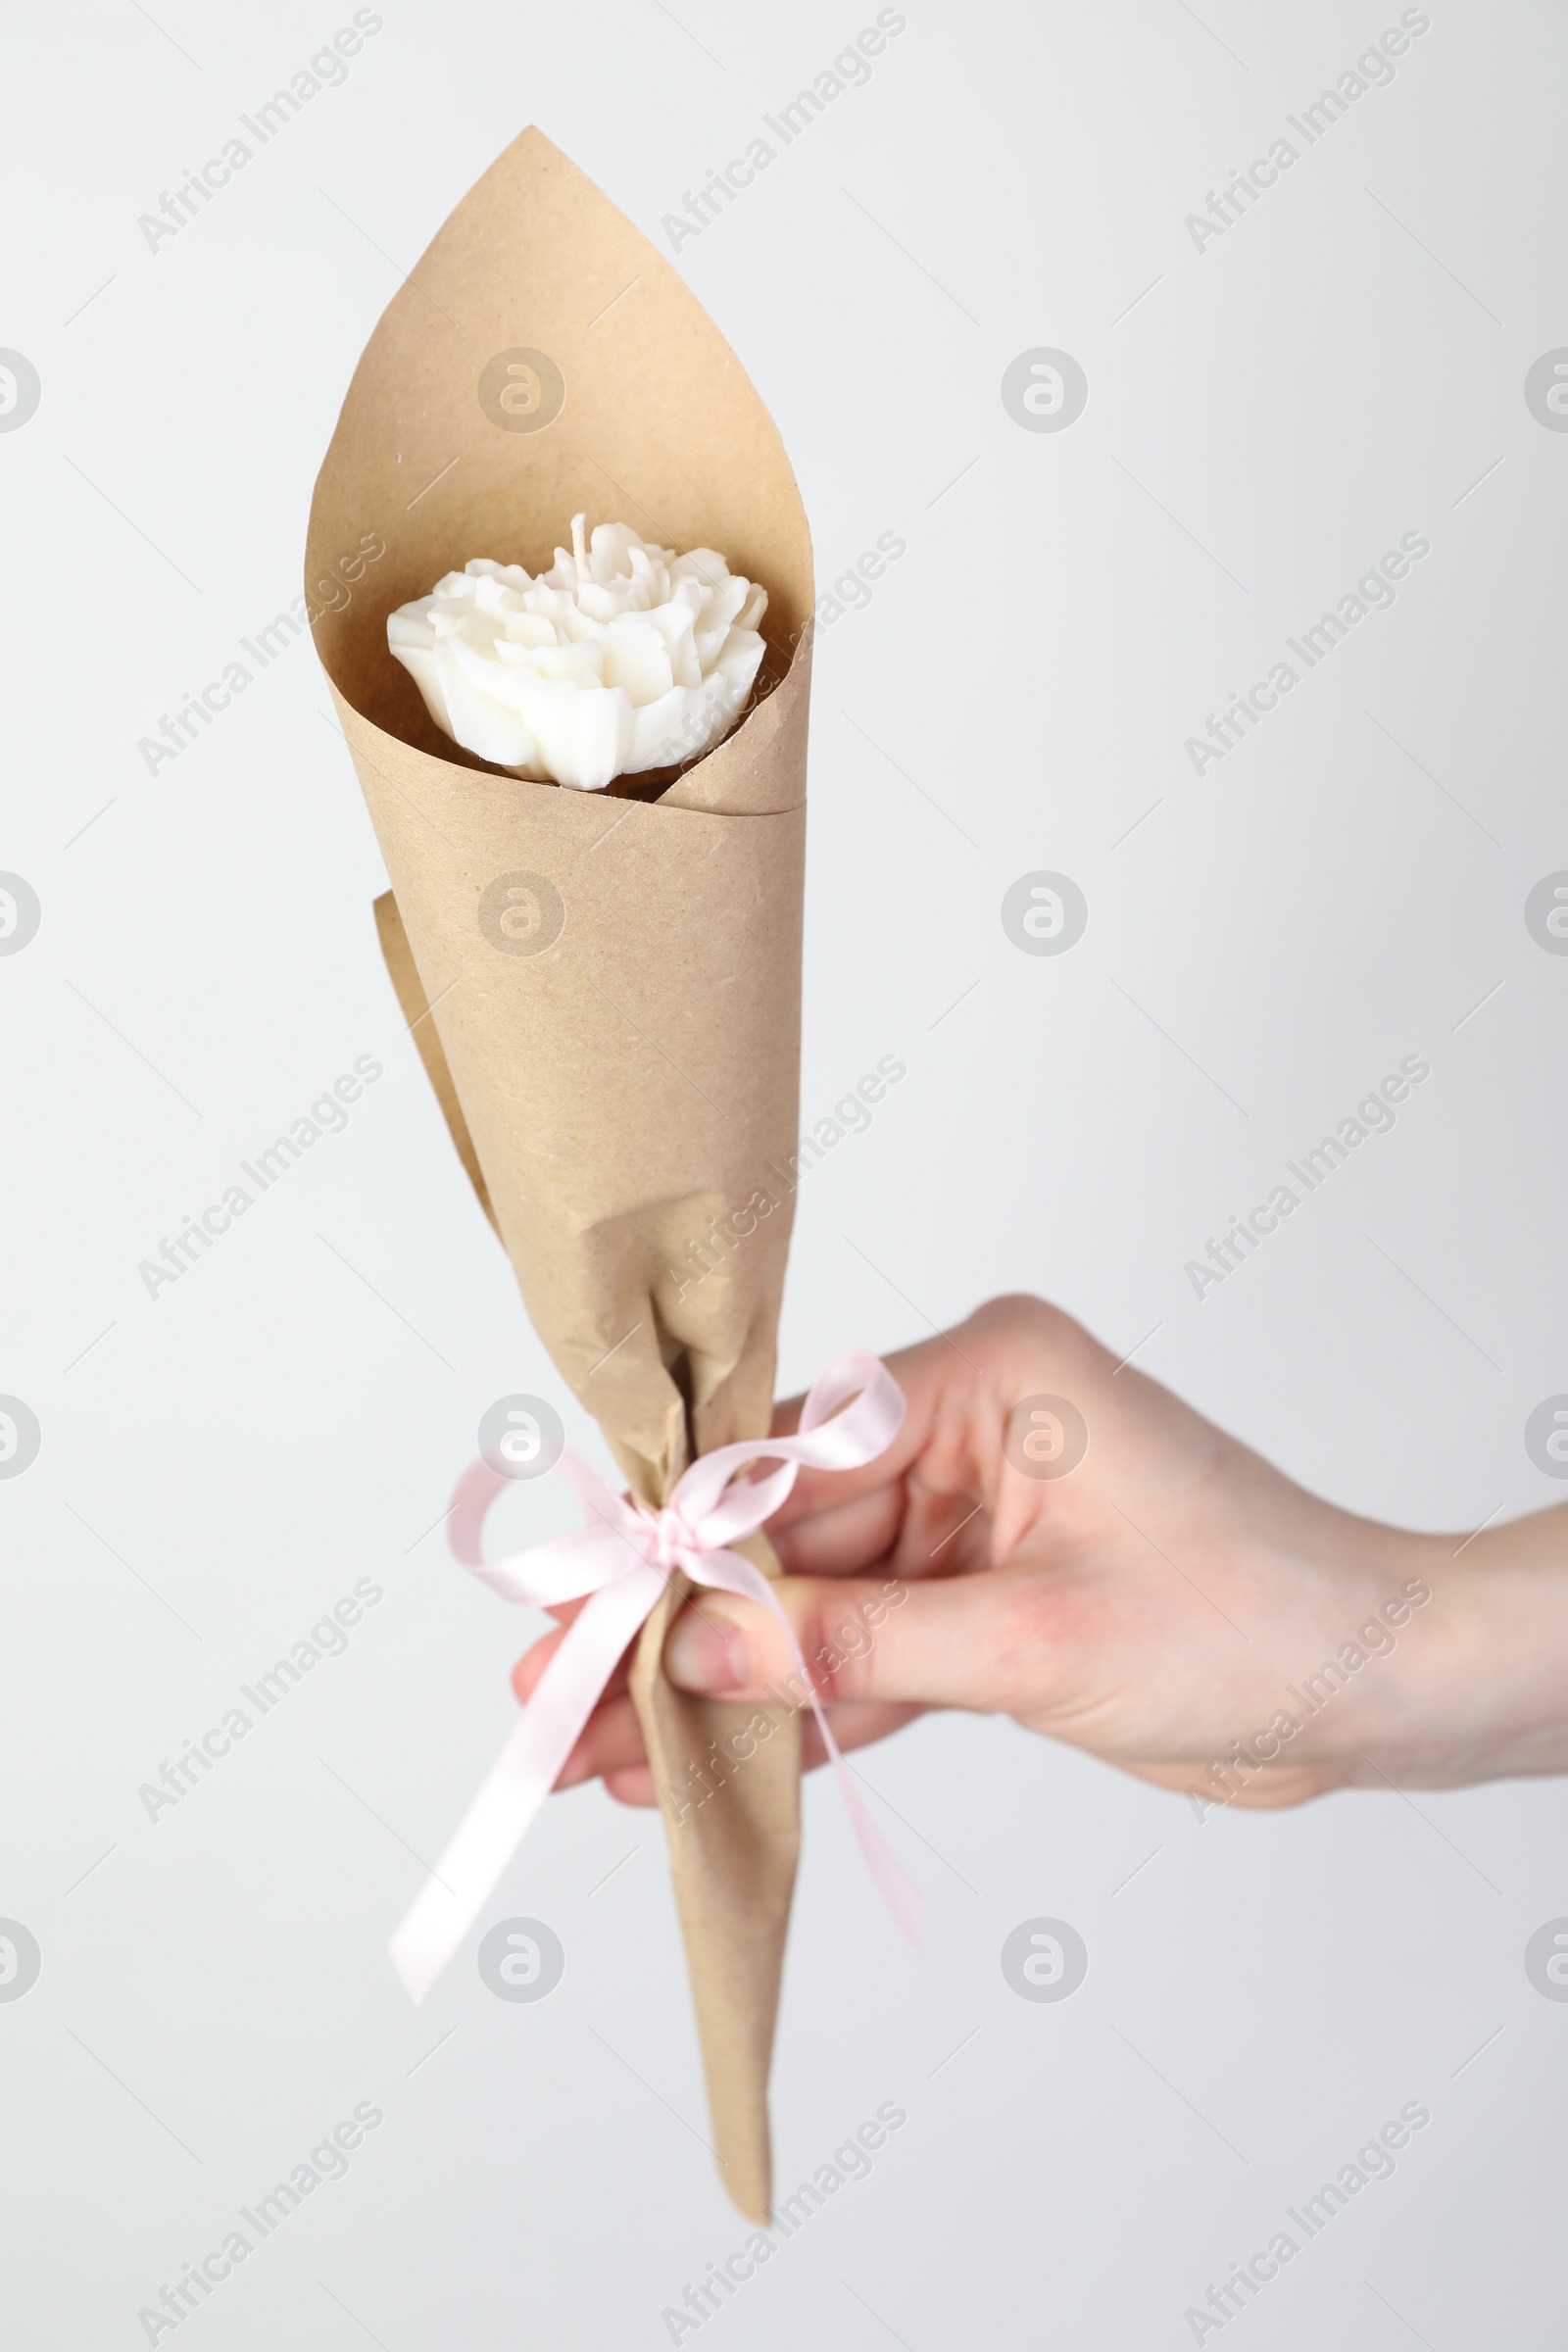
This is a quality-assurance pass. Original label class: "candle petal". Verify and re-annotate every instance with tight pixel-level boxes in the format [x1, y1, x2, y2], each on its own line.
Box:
[388, 532, 763, 787]
[602, 618, 676, 703]
[512, 674, 633, 791]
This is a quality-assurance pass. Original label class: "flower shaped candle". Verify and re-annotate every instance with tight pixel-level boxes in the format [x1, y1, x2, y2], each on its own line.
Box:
[386, 514, 768, 790]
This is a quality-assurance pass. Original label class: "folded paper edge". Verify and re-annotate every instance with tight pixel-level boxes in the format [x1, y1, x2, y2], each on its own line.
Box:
[373, 891, 498, 1232]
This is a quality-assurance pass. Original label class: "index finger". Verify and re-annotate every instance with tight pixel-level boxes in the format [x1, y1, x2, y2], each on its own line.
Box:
[764, 1324, 977, 1532]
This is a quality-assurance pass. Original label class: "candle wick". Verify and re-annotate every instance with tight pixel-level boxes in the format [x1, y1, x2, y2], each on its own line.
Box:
[570, 512, 589, 582]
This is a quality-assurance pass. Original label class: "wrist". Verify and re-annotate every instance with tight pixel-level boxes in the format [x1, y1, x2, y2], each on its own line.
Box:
[1395, 1519, 1568, 1784]
[1259, 1511, 1449, 1779]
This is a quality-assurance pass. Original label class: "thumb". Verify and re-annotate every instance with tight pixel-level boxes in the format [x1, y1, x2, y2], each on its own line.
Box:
[663, 1571, 1043, 1717]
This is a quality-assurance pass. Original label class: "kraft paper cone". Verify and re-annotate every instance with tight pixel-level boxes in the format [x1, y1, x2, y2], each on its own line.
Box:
[306, 127, 813, 2223]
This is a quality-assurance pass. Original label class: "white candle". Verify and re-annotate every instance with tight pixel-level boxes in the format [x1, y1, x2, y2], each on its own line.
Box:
[387, 515, 768, 791]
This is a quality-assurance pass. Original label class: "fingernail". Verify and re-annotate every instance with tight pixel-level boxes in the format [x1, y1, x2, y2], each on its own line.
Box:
[666, 1599, 751, 1693]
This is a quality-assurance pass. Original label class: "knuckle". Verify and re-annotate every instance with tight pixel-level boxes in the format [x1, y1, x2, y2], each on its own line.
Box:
[966, 1293, 1104, 1377]
[794, 1579, 885, 1701]
[985, 1574, 1078, 1704]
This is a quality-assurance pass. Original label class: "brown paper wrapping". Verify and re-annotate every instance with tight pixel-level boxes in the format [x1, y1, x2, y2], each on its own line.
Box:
[306, 127, 813, 2222]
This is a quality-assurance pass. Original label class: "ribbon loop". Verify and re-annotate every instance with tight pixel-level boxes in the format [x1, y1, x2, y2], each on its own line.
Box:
[389, 1351, 919, 2004]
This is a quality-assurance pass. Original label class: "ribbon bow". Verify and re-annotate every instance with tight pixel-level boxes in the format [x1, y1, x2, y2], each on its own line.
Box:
[391, 1350, 920, 2002]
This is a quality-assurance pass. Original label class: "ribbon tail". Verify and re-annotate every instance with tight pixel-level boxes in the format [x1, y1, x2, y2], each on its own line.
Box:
[688, 1550, 923, 1950]
[389, 1567, 663, 2002]
[808, 1698, 924, 1951]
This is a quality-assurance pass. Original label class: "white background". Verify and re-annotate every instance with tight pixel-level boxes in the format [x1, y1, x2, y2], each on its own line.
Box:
[4, 2, 1567, 2344]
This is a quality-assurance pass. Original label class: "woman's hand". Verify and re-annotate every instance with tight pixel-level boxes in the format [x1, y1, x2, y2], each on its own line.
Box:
[514, 1295, 1568, 1810]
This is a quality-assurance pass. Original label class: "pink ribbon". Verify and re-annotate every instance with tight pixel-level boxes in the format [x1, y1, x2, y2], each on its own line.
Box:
[390, 1350, 920, 2002]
